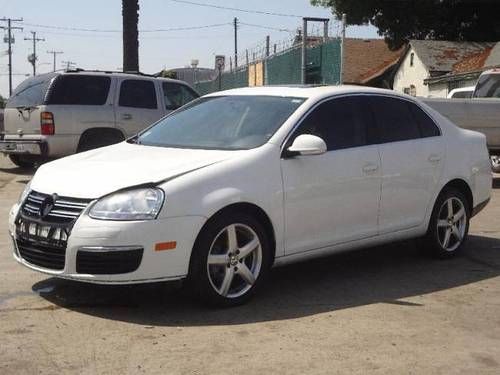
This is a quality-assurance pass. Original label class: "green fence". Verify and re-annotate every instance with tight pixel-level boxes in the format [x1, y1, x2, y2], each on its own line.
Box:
[194, 39, 341, 95]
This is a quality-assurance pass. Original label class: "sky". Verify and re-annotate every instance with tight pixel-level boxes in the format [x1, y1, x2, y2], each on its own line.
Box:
[0, 0, 379, 98]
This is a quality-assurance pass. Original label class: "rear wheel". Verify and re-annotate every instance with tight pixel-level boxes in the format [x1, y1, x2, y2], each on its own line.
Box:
[9, 154, 37, 169]
[188, 212, 272, 307]
[422, 189, 470, 258]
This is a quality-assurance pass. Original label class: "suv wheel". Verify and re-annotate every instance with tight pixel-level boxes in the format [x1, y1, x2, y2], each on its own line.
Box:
[422, 189, 470, 258]
[491, 155, 500, 174]
[188, 212, 272, 307]
[9, 155, 37, 169]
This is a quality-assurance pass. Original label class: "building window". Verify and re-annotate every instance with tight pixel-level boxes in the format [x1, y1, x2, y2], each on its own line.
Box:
[410, 52, 415, 67]
[410, 85, 417, 97]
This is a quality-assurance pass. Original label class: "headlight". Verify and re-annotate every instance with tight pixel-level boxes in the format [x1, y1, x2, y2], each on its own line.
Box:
[18, 180, 31, 204]
[89, 188, 165, 221]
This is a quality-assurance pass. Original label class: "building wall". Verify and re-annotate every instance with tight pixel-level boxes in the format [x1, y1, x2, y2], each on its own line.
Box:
[393, 47, 430, 97]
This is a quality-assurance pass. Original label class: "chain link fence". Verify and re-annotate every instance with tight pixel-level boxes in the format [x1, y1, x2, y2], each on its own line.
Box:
[194, 39, 341, 95]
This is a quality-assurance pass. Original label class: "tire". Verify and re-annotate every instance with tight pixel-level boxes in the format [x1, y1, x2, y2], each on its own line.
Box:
[421, 188, 470, 259]
[187, 211, 272, 307]
[491, 155, 500, 174]
[9, 154, 37, 169]
[77, 131, 124, 153]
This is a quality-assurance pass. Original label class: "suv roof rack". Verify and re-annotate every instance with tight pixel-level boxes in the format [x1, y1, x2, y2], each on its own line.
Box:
[64, 68, 157, 78]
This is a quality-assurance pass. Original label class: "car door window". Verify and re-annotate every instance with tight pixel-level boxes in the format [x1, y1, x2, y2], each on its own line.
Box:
[369, 96, 420, 143]
[162, 82, 198, 110]
[408, 102, 440, 138]
[293, 96, 374, 151]
[119, 79, 157, 109]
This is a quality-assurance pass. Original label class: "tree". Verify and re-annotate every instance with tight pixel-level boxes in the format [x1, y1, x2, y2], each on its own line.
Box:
[0, 94, 5, 109]
[311, 0, 500, 50]
[122, 0, 139, 72]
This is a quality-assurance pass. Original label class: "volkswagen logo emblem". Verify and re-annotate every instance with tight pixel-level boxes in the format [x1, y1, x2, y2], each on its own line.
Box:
[39, 194, 58, 219]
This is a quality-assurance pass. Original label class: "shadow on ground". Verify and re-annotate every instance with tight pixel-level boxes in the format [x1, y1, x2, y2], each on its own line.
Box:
[33, 234, 500, 326]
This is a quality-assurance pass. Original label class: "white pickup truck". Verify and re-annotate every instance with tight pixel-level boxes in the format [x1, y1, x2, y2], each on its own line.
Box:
[423, 69, 500, 172]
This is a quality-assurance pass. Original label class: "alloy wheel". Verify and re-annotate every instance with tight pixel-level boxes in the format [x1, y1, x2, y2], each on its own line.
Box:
[437, 197, 467, 252]
[206, 223, 263, 299]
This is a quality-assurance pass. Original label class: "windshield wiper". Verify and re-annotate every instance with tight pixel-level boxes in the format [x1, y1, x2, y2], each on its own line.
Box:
[127, 135, 142, 145]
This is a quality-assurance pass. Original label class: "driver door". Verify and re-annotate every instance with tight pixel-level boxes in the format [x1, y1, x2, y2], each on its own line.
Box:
[281, 95, 382, 255]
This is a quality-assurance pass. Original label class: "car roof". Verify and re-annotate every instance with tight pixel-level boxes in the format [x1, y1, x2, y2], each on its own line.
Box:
[51, 69, 188, 85]
[205, 85, 412, 101]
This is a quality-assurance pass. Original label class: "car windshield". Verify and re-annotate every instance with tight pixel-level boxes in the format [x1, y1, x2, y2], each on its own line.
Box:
[136, 95, 305, 150]
[6, 73, 58, 108]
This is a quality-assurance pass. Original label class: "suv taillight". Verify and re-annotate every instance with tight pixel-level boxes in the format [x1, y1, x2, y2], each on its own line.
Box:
[40, 112, 55, 135]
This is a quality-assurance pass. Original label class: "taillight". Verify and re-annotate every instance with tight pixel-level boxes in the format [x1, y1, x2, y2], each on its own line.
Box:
[40, 111, 55, 135]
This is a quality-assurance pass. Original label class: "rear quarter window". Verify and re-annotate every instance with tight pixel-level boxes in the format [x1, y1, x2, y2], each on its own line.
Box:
[6, 73, 58, 108]
[46, 75, 111, 105]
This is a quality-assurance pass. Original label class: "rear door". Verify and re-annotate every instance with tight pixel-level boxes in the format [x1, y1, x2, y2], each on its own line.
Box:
[370, 96, 444, 234]
[44, 74, 115, 139]
[115, 78, 164, 136]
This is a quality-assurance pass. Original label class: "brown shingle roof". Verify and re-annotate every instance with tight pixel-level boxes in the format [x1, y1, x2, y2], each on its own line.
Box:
[452, 47, 494, 73]
[343, 38, 405, 84]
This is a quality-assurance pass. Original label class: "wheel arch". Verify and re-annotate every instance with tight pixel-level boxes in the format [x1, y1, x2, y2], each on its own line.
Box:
[77, 127, 125, 151]
[438, 178, 474, 212]
[192, 202, 277, 264]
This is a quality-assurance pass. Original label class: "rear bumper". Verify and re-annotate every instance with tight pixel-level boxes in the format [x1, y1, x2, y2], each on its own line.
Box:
[0, 138, 48, 156]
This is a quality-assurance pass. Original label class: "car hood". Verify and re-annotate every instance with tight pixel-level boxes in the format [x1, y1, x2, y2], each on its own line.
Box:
[30, 142, 241, 198]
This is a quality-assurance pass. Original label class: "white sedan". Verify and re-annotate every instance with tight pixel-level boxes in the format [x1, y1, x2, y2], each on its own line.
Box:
[9, 86, 492, 306]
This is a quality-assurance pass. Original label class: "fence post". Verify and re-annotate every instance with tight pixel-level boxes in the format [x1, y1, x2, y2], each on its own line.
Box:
[301, 18, 307, 84]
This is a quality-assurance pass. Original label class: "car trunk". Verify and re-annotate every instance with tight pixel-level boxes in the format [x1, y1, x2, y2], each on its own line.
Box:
[4, 73, 58, 136]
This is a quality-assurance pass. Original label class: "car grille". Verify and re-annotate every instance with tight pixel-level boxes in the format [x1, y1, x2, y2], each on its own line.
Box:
[16, 190, 91, 271]
[76, 248, 143, 275]
[21, 190, 90, 224]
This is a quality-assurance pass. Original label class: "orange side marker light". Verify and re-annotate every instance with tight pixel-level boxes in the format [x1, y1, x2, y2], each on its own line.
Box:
[155, 241, 177, 251]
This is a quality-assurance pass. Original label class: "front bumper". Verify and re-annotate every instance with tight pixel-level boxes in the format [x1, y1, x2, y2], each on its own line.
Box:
[9, 204, 206, 284]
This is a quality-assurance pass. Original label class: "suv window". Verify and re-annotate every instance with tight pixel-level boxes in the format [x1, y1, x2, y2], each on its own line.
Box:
[294, 96, 374, 151]
[162, 82, 198, 110]
[6, 73, 58, 108]
[369, 96, 420, 143]
[46, 75, 111, 105]
[119, 79, 157, 109]
[408, 102, 440, 138]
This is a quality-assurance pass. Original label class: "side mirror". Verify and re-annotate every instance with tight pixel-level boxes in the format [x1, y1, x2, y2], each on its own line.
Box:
[286, 134, 327, 156]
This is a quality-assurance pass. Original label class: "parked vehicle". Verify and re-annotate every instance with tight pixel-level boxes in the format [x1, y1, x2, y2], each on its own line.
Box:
[0, 70, 199, 168]
[473, 68, 500, 98]
[447, 87, 475, 99]
[9, 86, 491, 306]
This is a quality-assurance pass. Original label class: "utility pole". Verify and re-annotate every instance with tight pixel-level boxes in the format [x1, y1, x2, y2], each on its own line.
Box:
[340, 13, 347, 84]
[0, 17, 23, 96]
[47, 50, 63, 71]
[61, 60, 76, 70]
[233, 17, 238, 70]
[24, 31, 45, 76]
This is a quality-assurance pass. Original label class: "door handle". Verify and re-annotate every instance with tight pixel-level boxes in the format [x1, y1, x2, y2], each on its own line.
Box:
[121, 113, 132, 120]
[362, 164, 379, 173]
[428, 154, 441, 163]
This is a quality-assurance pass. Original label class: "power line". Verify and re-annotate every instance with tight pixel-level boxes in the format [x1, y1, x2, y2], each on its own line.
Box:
[15, 21, 232, 33]
[0, 17, 23, 96]
[239, 22, 293, 33]
[24, 31, 45, 76]
[168, 0, 303, 18]
[47, 50, 63, 72]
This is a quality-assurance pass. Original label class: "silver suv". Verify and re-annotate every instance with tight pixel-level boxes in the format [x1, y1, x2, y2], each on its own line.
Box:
[0, 70, 199, 168]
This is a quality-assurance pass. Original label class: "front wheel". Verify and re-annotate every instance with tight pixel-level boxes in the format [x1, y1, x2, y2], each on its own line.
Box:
[422, 189, 470, 258]
[187, 212, 272, 307]
[491, 155, 500, 174]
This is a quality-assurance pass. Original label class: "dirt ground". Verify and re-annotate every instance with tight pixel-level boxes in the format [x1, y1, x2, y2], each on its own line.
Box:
[0, 155, 499, 375]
